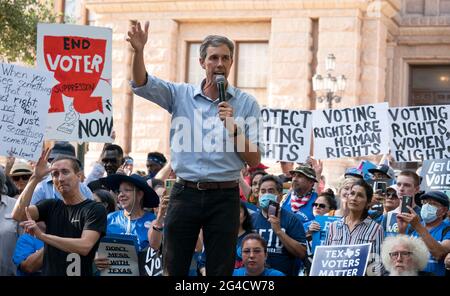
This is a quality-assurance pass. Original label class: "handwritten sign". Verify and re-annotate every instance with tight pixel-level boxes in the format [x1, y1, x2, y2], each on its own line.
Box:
[311, 216, 342, 253]
[0, 63, 53, 160]
[312, 103, 389, 160]
[36, 23, 113, 142]
[97, 234, 139, 276]
[260, 108, 312, 163]
[310, 243, 372, 276]
[420, 159, 450, 194]
[388, 105, 450, 162]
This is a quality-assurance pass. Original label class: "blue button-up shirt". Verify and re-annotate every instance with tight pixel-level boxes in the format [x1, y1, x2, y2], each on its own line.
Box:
[131, 75, 262, 182]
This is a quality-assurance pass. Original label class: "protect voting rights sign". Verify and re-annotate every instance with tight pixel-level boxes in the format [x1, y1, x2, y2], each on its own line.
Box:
[310, 243, 372, 276]
[260, 107, 312, 163]
[388, 105, 450, 162]
[97, 234, 140, 276]
[0, 63, 54, 161]
[312, 103, 389, 160]
[37, 23, 113, 142]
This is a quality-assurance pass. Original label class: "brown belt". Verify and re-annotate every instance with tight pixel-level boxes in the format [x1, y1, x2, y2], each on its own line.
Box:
[176, 178, 239, 190]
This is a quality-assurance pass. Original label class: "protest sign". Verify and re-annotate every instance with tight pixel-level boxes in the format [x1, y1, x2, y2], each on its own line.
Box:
[388, 105, 450, 162]
[420, 159, 450, 195]
[311, 216, 342, 253]
[310, 243, 372, 276]
[97, 234, 140, 276]
[260, 108, 312, 163]
[312, 103, 389, 160]
[36, 23, 113, 142]
[139, 247, 163, 276]
[0, 63, 54, 160]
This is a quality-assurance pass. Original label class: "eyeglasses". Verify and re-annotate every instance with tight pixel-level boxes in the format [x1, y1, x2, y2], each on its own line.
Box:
[421, 199, 442, 207]
[386, 192, 398, 200]
[12, 175, 31, 182]
[389, 251, 412, 259]
[242, 248, 263, 255]
[313, 203, 328, 209]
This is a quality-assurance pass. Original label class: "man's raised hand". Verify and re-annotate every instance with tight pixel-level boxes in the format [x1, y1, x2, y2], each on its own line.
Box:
[33, 147, 52, 181]
[126, 21, 149, 52]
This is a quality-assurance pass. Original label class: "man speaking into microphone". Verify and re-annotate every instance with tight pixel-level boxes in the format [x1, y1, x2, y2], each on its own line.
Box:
[127, 21, 263, 276]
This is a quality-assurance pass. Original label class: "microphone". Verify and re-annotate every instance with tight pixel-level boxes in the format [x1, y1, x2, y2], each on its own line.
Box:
[215, 75, 226, 102]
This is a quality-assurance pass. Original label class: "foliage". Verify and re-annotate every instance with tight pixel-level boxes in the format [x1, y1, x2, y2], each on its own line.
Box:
[0, 0, 56, 64]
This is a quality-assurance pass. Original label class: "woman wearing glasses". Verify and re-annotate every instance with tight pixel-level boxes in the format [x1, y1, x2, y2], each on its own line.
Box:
[302, 189, 337, 274]
[381, 234, 430, 276]
[324, 179, 384, 276]
[94, 174, 160, 273]
[233, 233, 285, 276]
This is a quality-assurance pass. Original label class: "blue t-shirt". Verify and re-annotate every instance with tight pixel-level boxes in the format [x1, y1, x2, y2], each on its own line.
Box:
[12, 233, 44, 276]
[251, 209, 306, 275]
[281, 191, 318, 223]
[233, 267, 285, 276]
[411, 220, 450, 276]
[107, 210, 156, 251]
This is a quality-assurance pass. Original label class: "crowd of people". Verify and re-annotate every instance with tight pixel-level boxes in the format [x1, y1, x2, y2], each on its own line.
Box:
[0, 22, 449, 277]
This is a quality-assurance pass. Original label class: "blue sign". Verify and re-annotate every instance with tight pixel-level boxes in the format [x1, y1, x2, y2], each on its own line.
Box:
[311, 215, 342, 253]
[310, 243, 372, 276]
[420, 159, 450, 199]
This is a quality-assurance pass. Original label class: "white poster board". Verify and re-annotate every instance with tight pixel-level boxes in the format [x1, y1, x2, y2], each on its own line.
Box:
[312, 103, 389, 160]
[388, 105, 450, 162]
[36, 23, 113, 142]
[260, 108, 312, 163]
[0, 63, 54, 160]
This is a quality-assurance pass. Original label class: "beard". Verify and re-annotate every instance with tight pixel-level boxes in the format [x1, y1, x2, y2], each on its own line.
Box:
[389, 269, 418, 276]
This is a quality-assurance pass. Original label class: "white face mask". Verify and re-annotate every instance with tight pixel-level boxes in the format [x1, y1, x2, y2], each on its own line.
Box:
[420, 203, 438, 223]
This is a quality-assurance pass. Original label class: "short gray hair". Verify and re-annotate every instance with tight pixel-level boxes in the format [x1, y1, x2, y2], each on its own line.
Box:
[199, 35, 234, 60]
[381, 235, 429, 273]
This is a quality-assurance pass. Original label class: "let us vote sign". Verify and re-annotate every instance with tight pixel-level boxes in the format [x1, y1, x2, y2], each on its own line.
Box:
[310, 243, 372, 276]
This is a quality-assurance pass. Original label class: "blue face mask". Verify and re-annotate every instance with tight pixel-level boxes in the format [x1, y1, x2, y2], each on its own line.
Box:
[259, 193, 277, 209]
[420, 203, 438, 223]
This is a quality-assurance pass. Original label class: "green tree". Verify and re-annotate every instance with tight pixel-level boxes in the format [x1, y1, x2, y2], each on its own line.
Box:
[0, 0, 56, 64]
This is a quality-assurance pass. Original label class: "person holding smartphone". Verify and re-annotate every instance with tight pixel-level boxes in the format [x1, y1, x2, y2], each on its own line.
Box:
[251, 175, 306, 275]
[397, 191, 450, 276]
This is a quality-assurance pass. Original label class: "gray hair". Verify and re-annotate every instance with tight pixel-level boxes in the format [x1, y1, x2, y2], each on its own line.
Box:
[199, 35, 234, 60]
[381, 235, 429, 274]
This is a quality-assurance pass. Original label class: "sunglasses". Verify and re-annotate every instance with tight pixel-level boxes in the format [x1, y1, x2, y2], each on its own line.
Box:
[12, 175, 31, 182]
[313, 203, 327, 209]
[386, 192, 398, 199]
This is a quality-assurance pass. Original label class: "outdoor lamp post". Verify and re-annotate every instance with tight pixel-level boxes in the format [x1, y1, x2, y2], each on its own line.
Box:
[313, 54, 346, 109]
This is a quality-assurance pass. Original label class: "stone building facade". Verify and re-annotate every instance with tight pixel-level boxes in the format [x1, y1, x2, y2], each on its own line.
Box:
[76, 0, 450, 186]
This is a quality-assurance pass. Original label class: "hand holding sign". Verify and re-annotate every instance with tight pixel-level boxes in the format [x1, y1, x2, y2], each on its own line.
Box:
[127, 21, 149, 52]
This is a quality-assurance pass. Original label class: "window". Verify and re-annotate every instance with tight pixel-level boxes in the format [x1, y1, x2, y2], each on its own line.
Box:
[410, 65, 450, 106]
[186, 42, 203, 85]
[236, 42, 268, 88]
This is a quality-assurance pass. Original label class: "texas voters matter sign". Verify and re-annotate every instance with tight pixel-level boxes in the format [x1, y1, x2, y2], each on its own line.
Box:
[37, 23, 113, 142]
[310, 243, 372, 276]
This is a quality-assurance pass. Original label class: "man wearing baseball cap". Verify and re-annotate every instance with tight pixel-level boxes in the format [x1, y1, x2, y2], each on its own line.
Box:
[397, 190, 450, 276]
[280, 165, 318, 223]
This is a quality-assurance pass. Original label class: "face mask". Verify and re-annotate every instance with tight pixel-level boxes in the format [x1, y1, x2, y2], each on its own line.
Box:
[420, 203, 438, 223]
[259, 193, 277, 209]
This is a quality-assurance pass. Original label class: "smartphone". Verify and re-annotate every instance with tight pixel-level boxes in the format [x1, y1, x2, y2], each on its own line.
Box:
[373, 181, 387, 195]
[165, 179, 176, 196]
[268, 200, 280, 217]
[401, 195, 413, 213]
